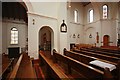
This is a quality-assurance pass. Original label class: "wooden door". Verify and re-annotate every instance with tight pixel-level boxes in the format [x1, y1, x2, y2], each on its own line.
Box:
[103, 35, 109, 46]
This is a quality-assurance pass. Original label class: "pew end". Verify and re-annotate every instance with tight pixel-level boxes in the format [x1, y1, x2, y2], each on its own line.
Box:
[117, 60, 120, 80]
[103, 67, 114, 80]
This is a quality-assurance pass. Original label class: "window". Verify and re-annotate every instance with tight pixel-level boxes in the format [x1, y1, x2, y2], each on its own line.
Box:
[103, 5, 108, 19]
[74, 10, 78, 23]
[89, 9, 93, 23]
[11, 27, 18, 44]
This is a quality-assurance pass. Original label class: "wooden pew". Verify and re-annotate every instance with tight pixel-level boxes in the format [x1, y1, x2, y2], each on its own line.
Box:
[9, 54, 23, 79]
[15, 53, 36, 78]
[80, 48, 120, 58]
[73, 49, 120, 64]
[9, 53, 36, 79]
[39, 50, 69, 79]
[64, 48, 117, 70]
[90, 47, 120, 54]
[64, 48, 95, 65]
[53, 49, 114, 80]
[64, 48, 120, 80]
[90, 47, 120, 53]
[2, 54, 14, 79]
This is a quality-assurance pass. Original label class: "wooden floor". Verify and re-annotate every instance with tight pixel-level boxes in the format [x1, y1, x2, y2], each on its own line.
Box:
[32, 59, 44, 79]
[32, 50, 51, 79]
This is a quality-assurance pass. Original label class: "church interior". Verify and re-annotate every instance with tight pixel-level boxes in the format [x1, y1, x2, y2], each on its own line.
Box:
[1, 0, 120, 79]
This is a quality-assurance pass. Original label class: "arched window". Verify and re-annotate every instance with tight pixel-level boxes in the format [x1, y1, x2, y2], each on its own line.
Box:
[103, 4, 108, 19]
[11, 27, 18, 44]
[89, 9, 93, 23]
[74, 10, 78, 23]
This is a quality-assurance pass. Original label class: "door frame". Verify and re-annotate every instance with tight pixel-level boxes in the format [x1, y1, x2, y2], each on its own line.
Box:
[103, 35, 110, 46]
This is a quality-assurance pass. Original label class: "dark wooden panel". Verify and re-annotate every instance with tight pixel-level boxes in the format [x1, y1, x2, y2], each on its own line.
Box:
[8, 47, 20, 58]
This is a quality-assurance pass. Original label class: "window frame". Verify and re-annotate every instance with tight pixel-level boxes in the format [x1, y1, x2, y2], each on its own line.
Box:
[10, 27, 18, 45]
[102, 4, 108, 19]
[89, 9, 94, 23]
[74, 10, 79, 23]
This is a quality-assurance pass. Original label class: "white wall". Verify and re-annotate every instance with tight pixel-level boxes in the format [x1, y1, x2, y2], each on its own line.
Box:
[83, 3, 100, 47]
[58, 2, 68, 54]
[100, 3, 118, 46]
[20, 1, 120, 59]
[28, 12, 58, 59]
[67, 2, 101, 46]
[83, 2, 118, 47]
[67, 2, 84, 49]
[27, 2, 68, 58]
[30, 2, 58, 19]
[67, 2, 119, 47]
[2, 18, 27, 53]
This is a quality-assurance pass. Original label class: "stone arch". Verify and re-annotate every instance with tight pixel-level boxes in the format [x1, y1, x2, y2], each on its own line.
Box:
[20, 0, 34, 12]
[2, 1, 32, 54]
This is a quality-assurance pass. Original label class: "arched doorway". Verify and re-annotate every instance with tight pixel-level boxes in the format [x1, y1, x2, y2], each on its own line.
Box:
[39, 26, 54, 57]
[103, 35, 110, 46]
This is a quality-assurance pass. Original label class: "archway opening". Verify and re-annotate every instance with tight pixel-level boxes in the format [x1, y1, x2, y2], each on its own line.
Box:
[2, 2, 28, 55]
[39, 26, 54, 58]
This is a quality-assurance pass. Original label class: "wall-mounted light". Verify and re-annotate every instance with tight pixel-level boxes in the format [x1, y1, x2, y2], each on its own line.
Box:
[67, 0, 71, 8]
[73, 34, 76, 38]
[33, 19, 35, 25]
[68, 1, 71, 8]
[60, 20, 67, 33]
[89, 34, 92, 38]
[77, 34, 80, 38]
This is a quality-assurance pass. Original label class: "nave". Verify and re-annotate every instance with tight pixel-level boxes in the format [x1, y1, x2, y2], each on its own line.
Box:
[1, 1, 120, 80]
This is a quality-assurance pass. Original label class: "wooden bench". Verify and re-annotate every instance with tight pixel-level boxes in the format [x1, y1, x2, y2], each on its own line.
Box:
[15, 53, 36, 78]
[80, 48, 120, 58]
[39, 50, 69, 79]
[64, 48, 118, 71]
[9, 54, 23, 79]
[64, 49, 95, 65]
[90, 47, 120, 54]
[8, 53, 36, 79]
[2, 54, 14, 79]
[52, 49, 114, 80]
[73, 49, 120, 64]
[68, 48, 120, 80]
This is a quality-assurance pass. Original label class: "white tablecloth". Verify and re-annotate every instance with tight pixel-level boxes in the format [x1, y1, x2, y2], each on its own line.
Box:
[89, 60, 116, 71]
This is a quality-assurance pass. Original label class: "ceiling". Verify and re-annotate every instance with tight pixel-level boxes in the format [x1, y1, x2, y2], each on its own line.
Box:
[2, 2, 28, 23]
